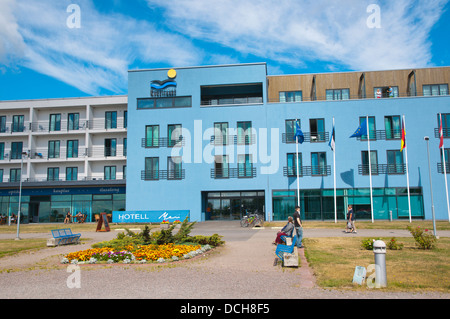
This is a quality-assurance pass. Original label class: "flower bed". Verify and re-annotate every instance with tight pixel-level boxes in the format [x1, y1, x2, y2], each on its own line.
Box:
[61, 243, 211, 264]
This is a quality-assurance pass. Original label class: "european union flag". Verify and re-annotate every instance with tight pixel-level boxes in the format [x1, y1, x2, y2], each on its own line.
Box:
[293, 122, 304, 144]
[350, 119, 368, 138]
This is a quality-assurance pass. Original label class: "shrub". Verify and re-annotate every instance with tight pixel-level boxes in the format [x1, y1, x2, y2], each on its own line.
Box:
[361, 238, 382, 250]
[407, 226, 437, 250]
[184, 234, 224, 247]
[387, 237, 404, 250]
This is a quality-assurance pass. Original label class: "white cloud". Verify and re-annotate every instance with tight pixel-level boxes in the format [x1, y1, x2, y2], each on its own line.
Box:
[9, 0, 203, 95]
[146, 0, 449, 71]
[0, 0, 26, 70]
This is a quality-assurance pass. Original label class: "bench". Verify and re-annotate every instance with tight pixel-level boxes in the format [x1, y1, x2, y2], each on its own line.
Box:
[47, 228, 81, 247]
[275, 235, 298, 267]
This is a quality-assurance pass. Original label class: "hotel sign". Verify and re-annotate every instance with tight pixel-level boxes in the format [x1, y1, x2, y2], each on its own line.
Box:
[150, 68, 177, 97]
[112, 210, 189, 223]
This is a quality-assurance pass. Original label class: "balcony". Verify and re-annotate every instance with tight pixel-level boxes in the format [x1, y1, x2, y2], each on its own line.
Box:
[358, 164, 406, 175]
[282, 132, 329, 143]
[201, 83, 263, 107]
[437, 162, 450, 174]
[141, 136, 185, 148]
[210, 167, 257, 179]
[141, 169, 185, 180]
[283, 166, 331, 177]
[31, 120, 88, 133]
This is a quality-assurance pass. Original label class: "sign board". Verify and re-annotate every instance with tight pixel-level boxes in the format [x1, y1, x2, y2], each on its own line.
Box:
[96, 212, 111, 232]
[112, 210, 189, 223]
[352, 266, 366, 285]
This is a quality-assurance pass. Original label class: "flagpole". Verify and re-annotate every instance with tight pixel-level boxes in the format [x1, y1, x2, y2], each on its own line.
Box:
[403, 115, 412, 223]
[440, 113, 450, 222]
[296, 119, 300, 207]
[367, 116, 374, 223]
[333, 117, 337, 223]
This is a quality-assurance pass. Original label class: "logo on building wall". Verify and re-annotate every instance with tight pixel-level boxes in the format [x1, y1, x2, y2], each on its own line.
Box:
[150, 68, 177, 97]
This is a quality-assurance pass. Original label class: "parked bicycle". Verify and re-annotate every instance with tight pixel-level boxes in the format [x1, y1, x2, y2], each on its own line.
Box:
[240, 211, 263, 227]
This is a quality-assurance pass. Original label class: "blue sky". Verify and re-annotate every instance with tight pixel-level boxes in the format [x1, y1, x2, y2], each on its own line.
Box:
[1, 0, 449, 100]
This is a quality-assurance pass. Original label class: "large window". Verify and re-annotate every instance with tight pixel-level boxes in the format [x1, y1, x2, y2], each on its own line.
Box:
[287, 153, 302, 177]
[137, 96, 192, 109]
[144, 157, 159, 180]
[0, 116, 6, 133]
[279, 91, 302, 102]
[105, 111, 117, 129]
[237, 121, 252, 144]
[326, 89, 350, 100]
[439, 113, 450, 138]
[12, 115, 25, 132]
[361, 151, 378, 175]
[104, 166, 116, 180]
[238, 154, 253, 178]
[214, 122, 228, 145]
[423, 84, 448, 96]
[168, 156, 182, 180]
[168, 124, 182, 147]
[145, 125, 159, 147]
[10, 168, 21, 182]
[201, 83, 263, 106]
[49, 114, 61, 131]
[311, 152, 327, 176]
[104, 138, 116, 157]
[387, 150, 404, 174]
[67, 113, 79, 130]
[439, 148, 450, 174]
[374, 86, 399, 98]
[11, 142, 23, 159]
[384, 116, 401, 139]
[285, 119, 300, 143]
[67, 140, 78, 158]
[0, 142, 4, 160]
[214, 155, 229, 178]
[66, 167, 78, 181]
[310, 118, 325, 142]
[359, 116, 376, 140]
[47, 167, 60, 181]
[48, 140, 60, 159]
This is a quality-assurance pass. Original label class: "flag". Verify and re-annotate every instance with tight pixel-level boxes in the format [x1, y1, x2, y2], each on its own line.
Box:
[350, 119, 367, 138]
[400, 120, 406, 152]
[293, 121, 304, 144]
[439, 115, 444, 149]
[329, 124, 335, 151]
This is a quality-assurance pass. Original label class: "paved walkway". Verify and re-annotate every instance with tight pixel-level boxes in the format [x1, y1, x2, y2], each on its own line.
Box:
[0, 222, 449, 299]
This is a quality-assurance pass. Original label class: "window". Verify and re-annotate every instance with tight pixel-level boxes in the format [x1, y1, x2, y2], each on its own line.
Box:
[49, 114, 61, 131]
[384, 116, 401, 139]
[214, 122, 228, 145]
[10, 168, 21, 182]
[279, 91, 302, 102]
[374, 86, 399, 98]
[67, 140, 78, 158]
[104, 166, 116, 180]
[105, 111, 117, 129]
[124, 111, 127, 128]
[201, 83, 262, 106]
[423, 84, 448, 96]
[439, 113, 450, 138]
[310, 118, 325, 142]
[0, 142, 4, 160]
[168, 156, 182, 179]
[123, 138, 127, 156]
[285, 119, 300, 143]
[123, 165, 127, 180]
[361, 151, 378, 175]
[68, 113, 79, 130]
[145, 125, 159, 147]
[214, 155, 229, 178]
[440, 148, 450, 174]
[326, 89, 350, 100]
[145, 157, 159, 180]
[0, 169, 3, 182]
[47, 167, 60, 181]
[359, 116, 376, 140]
[137, 96, 192, 109]
[387, 150, 404, 174]
[168, 124, 182, 147]
[237, 121, 252, 144]
[48, 140, 60, 159]
[12, 115, 25, 132]
[311, 152, 327, 176]
[238, 154, 253, 178]
[287, 153, 302, 177]
[104, 138, 116, 157]
[66, 167, 78, 181]
[11, 142, 23, 159]
[0, 116, 6, 132]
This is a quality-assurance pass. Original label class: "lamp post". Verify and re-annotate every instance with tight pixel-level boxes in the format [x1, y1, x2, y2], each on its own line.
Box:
[424, 137, 437, 236]
[15, 151, 28, 241]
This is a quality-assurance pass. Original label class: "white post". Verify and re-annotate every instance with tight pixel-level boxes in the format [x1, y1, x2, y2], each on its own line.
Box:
[403, 115, 412, 223]
[296, 119, 300, 207]
[333, 117, 337, 223]
[367, 116, 374, 223]
[440, 113, 450, 222]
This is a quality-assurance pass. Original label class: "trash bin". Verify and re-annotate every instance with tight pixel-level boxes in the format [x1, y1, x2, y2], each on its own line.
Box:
[373, 240, 387, 287]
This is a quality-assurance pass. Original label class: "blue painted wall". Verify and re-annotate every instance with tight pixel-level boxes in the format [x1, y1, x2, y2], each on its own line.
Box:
[127, 63, 450, 222]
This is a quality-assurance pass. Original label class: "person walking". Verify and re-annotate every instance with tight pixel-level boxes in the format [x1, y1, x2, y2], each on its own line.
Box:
[293, 205, 303, 248]
[345, 205, 357, 233]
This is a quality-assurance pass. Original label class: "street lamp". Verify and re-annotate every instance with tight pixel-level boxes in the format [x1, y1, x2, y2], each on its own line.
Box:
[424, 137, 437, 236]
[15, 151, 28, 241]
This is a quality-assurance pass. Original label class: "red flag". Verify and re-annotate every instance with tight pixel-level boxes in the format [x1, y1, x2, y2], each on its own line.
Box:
[439, 114, 444, 149]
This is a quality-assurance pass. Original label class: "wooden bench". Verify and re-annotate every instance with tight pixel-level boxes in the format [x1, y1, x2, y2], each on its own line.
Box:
[47, 228, 81, 247]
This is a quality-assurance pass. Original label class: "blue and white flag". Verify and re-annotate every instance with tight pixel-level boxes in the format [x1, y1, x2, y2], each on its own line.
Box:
[329, 124, 335, 151]
[293, 121, 304, 144]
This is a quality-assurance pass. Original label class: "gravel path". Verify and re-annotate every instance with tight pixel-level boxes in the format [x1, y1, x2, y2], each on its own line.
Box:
[0, 222, 449, 299]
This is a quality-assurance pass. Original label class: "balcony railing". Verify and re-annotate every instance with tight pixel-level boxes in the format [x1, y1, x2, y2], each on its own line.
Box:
[437, 162, 450, 174]
[210, 167, 257, 179]
[434, 127, 450, 138]
[356, 129, 402, 141]
[201, 96, 263, 106]
[141, 136, 185, 148]
[282, 132, 329, 143]
[210, 134, 256, 145]
[31, 120, 88, 132]
[141, 169, 185, 180]
[283, 165, 331, 177]
[358, 164, 406, 175]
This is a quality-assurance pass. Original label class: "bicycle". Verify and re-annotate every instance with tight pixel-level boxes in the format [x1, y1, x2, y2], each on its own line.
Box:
[240, 211, 263, 227]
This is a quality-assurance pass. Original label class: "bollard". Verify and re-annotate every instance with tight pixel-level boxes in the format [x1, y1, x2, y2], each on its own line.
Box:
[373, 240, 387, 287]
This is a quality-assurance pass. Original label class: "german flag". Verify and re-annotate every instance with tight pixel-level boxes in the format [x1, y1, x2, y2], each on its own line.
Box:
[400, 120, 406, 152]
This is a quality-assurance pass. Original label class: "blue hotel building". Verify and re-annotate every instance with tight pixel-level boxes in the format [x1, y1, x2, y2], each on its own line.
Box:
[126, 63, 450, 222]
